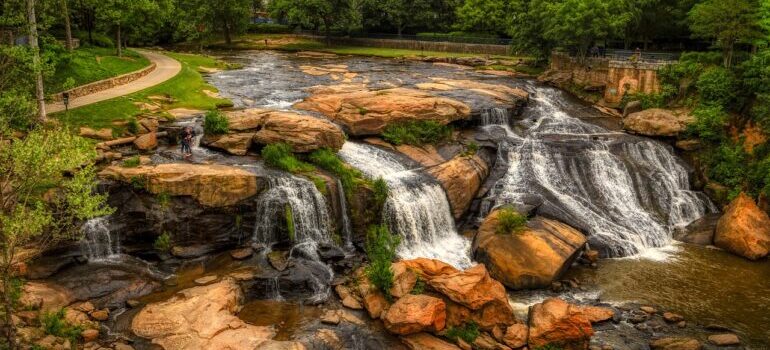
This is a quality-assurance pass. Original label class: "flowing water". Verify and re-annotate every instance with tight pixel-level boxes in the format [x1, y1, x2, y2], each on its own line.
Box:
[81, 217, 120, 261]
[339, 142, 473, 268]
[481, 86, 716, 257]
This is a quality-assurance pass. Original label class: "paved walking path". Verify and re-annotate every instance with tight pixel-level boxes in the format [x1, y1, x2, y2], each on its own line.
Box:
[47, 49, 182, 113]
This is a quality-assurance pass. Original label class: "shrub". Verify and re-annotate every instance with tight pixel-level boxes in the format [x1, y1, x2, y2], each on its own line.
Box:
[75, 31, 114, 48]
[462, 141, 479, 156]
[410, 277, 426, 295]
[129, 175, 147, 190]
[126, 117, 140, 135]
[372, 177, 389, 208]
[122, 156, 141, 168]
[153, 232, 172, 252]
[688, 105, 728, 143]
[445, 321, 480, 344]
[41, 309, 83, 342]
[705, 142, 749, 199]
[156, 191, 171, 208]
[496, 207, 527, 234]
[382, 120, 452, 146]
[365, 225, 400, 300]
[261, 143, 314, 173]
[696, 67, 737, 107]
[203, 110, 229, 135]
[309, 148, 362, 195]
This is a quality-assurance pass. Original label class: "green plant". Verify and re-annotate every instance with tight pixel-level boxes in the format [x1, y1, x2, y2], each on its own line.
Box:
[704, 142, 749, 199]
[129, 175, 147, 190]
[122, 156, 141, 168]
[496, 207, 528, 234]
[285, 204, 296, 242]
[41, 309, 84, 342]
[687, 105, 729, 143]
[261, 143, 315, 173]
[153, 232, 172, 252]
[365, 225, 400, 300]
[156, 191, 171, 208]
[372, 177, 389, 209]
[445, 321, 480, 344]
[462, 141, 479, 156]
[127, 117, 140, 134]
[696, 66, 737, 107]
[410, 277, 426, 295]
[382, 120, 452, 146]
[309, 148, 362, 195]
[204, 109, 229, 135]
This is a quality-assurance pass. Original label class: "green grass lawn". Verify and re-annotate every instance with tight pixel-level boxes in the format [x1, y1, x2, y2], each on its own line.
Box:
[54, 52, 231, 133]
[47, 47, 151, 93]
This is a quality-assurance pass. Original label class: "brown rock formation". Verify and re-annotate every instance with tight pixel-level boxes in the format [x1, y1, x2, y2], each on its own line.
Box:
[427, 154, 490, 219]
[527, 298, 593, 350]
[401, 333, 461, 350]
[714, 192, 770, 260]
[622, 108, 693, 137]
[383, 294, 447, 335]
[416, 78, 529, 105]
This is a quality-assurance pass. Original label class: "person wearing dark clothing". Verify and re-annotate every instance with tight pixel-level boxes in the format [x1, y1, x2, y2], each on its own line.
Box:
[180, 126, 195, 159]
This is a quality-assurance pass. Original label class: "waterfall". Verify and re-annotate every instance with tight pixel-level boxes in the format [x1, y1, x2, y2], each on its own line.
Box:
[482, 86, 716, 257]
[267, 277, 284, 301]
[339, 142, 473, 268]
[80, 217, 120, 261]
[480, 107, 511, 126]
[336, 178, 354, 249]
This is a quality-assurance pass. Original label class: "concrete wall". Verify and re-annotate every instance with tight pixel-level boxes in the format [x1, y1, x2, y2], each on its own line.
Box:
[306, 35, 511, 56]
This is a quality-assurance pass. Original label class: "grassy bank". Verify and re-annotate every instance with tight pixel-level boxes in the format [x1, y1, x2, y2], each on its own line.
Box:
[54, 52, 231, 132]
[47, 47, 151, 93]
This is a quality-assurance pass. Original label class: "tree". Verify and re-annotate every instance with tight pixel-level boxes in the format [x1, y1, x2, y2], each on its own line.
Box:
[175, 0, 250, 46]
[541, 0, 630, 59]
[689, 0, 765, 67]
[98, 0, 158, 56]
[0, 128, 113, 349]
[60, 0, 73, 51]
[25, 0, 45, 121]
[269, 0, 350, 41]
[455, 0, 516, 34]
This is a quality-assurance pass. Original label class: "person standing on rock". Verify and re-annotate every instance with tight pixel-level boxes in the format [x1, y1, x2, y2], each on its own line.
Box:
[180, 126, 195, 159]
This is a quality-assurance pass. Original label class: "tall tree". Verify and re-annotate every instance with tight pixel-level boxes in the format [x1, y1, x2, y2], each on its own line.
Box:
[689, 0, 765, 67]
[60, 0, 73, 50]
[269, 0, 350, 40]
[25, 0, 45, 121]
[455, 0, 516, 35]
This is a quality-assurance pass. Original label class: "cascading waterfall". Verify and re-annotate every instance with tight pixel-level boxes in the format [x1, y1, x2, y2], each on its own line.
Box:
[339, 142, 473, 268]
[480, 107, 511, 126]
[336, 178, 354, 249]
[80, 217, 120, 261]
[482, 86, 716, 257]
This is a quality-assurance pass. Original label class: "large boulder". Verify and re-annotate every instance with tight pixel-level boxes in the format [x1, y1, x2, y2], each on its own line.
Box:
[714, 192, 770, 260]
[131, 279, 303, 350]
[133, 132, 158, 151]
[294, 86, 471, 135]
[527, 298, 593, 350]
[203, 108, 345, 154]
[383, 294, 447, 335]
[622, 108, 693, 137]
[427, 154, 490, 219]
[474, 211, 586, 289]
[100, 164, 262, 207]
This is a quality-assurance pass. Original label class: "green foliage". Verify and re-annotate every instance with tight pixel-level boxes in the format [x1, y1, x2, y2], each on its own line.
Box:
[261, 143, 314, 173]
[157, 191, 172, 208]
[203, 109, 229, 135]
[445, 321, 480, 344]
[153, 232, 172, 252]
[0, 90, 35, 135]
[688, 0, 765, 67]
[696, 67, 737, 107]
[372, 177, 389, 209]
[309, 148, 363, 196]
[365, 225, 400, 300]
[688, 105, 729, 143]
[496, 207, 527, 234]
[74, 31, 115, 48]
[704, 142, 749, 198]
[130, 175, 148, 190]
[248, 23, 293, 34]
[47, 47, 151, 93]
[382, 120, 452, 146]
[285, 204, 296, 242]
[122, 156, 141, 168]
[462, 141, 479, 156]
[410, 277, 426, 295]
[126, 117, 140, 135]
[41, 309, 84, 342]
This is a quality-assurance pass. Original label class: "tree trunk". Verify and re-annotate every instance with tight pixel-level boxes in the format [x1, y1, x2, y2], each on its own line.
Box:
[2, 271, 16, 350]
[61, 0, 73, 51]
[26, 0, 46, 122]
[223, 19, 232, 45]
[116, 24, 122, 57]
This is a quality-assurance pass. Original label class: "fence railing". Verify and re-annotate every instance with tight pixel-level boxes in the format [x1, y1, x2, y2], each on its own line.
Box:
[297, 30, 513, 46]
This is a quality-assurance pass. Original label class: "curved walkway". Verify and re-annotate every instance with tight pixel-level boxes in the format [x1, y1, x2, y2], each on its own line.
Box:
[47, 49, 182, 113]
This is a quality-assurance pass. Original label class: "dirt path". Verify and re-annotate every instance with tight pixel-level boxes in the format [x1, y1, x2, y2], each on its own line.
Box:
[47, 49, 182, 113]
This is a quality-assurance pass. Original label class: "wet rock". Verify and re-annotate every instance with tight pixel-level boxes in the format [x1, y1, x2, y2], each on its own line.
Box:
[383, 294, 446, 335]
[81, 329, 99, 342]
[707, 334, 740, 346]
[502, 324, 528, 348]
[622, 108, 693, 137]
[204, 133, 254, 155]
[100, 164, 262, 207]
[390, 261, 418, 298]
[426, 264, 507, 311]
[230, 247, 254, 260]
[704, 324, 733, 332]
[401, 332, 461, 350]
[528, 298, 593, 350]
[79, 127, 114, 140]
[426, 154, 490, 219]
[396, 143, 445, 167]
[649, 337, 702, 350]
[714, 192, 770, 260]
[357, 276, 390, 319]
[584, 250, 599, 263]
[474, 211, 587, 289]
[294, 86, 471, 136]
[90, 308, 109, 321]
[320, 310, 341, 325]
[194, 275, 218, 285]
[268, 251, 289, 271]
[640, 306, 657, 314]
[458, 338, 473, 350]
[19, 281, 74, 312]
[662, 312, 684, 323]
[674, 213, 718, 246]
[315, 329, 343, 349]
[126, 299, 141, 308]
[335, 285, 363, 310]
[577, 306, 615, 323]
[172, 244, 221, 259]
[133, 132, 158, 150]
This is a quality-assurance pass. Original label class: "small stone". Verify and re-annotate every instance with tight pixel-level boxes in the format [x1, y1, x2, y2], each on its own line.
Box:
[228, 270, 255, 281]
[338, 310, 365, 325]
[81, 329, 99, 342]
[75, 301, 95, 313]
[550, 281, 563, 292]
[640, 306, 657, 314]
[194, 275, 218, 285]
[114, 343, 136, 350]
[230, 247, 253, 260]
[708, 333, 740, 346]
[663, 312, 684, 323]
[628, 313, 648, 324]
[320, 310, 341, 325]
[90, 309, 109, 321]
[126, 299, 141, 308]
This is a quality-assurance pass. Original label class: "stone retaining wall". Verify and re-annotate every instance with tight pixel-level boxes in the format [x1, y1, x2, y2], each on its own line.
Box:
[50, 62, 156, 102]
[303, 35, 510, 56]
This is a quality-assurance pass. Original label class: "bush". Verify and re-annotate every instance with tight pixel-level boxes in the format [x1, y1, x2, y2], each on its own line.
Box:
[705, 142, 749, 198]
[462, 141, 479, 156]
[382, 120, 452, 146]
[0, 90, 35, 133]
[153, 232, 172, 252]
[445, 321, 480, 344]
[248, 23, 293, 34]
[372, 177, 389, 208]
[496, 207, 527, 234]
[41, 309, 83, 342]
[365, 225, 400, 300]
[261, 143, 314, 173]
[126, 117, 140, 135]
[696, 67, 737, 107]
[410, 277, 426, 295]
[122, 156, 141, 168]
[204, 110, 229, 135]
[688, 105, 728, 143]
[75, 31, 114, 48]
[309, 148, 362, 195]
